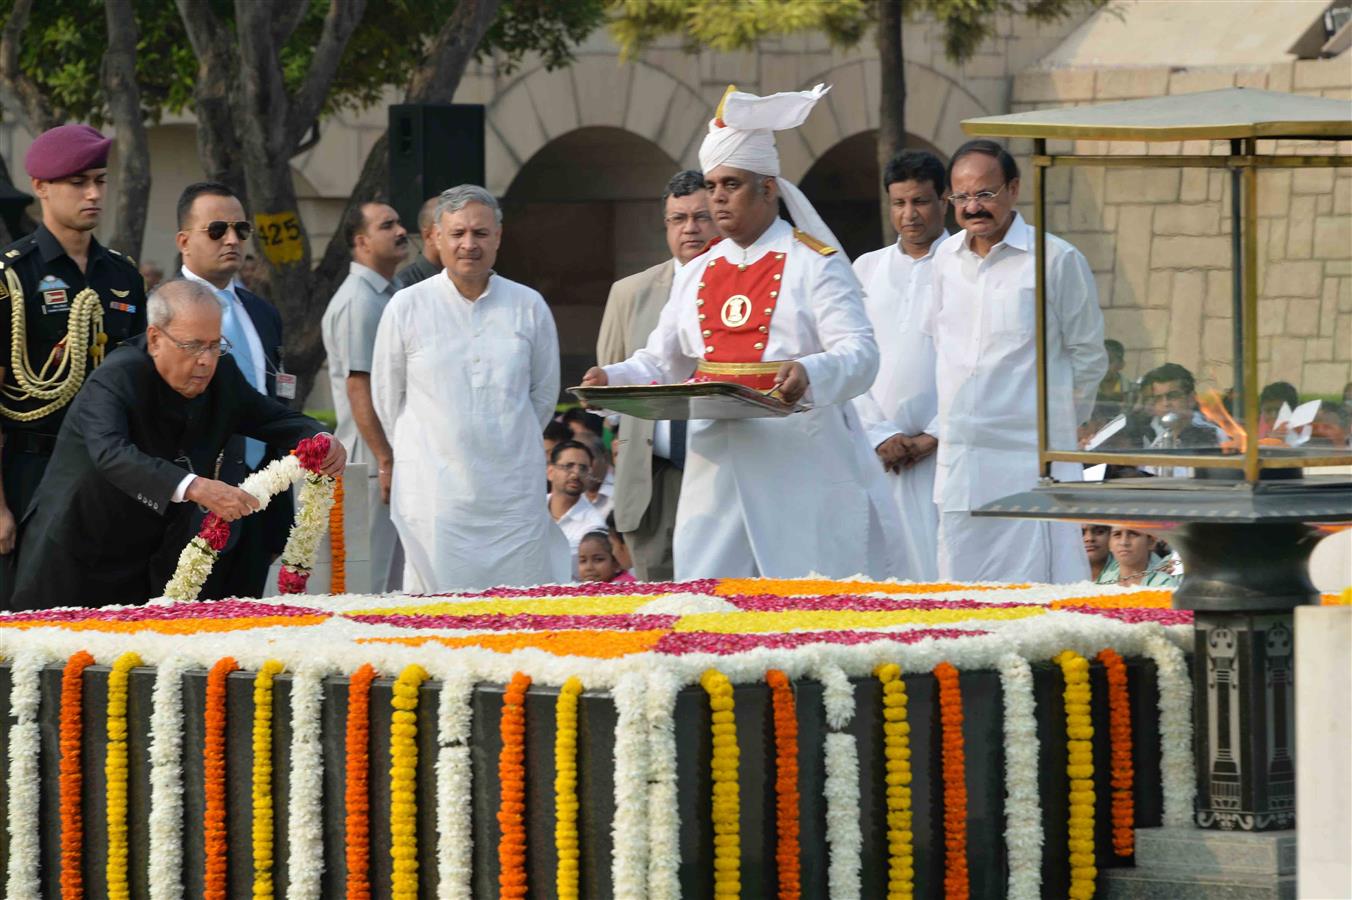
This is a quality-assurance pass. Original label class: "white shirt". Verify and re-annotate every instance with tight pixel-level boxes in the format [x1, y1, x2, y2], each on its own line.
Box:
[180, 266, 266, 389]
[852, 233, 947, 448]
[372, 271, 568, 591]
[927, 213, 1107, 512]
[322, 262, 394, 471]
[551, 492, 608, 576]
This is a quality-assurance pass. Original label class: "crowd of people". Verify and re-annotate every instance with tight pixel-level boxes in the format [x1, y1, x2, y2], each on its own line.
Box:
[2, 84, 1348, 606]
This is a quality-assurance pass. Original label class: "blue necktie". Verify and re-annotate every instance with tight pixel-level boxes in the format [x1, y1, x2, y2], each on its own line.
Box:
[217, 289, 265, 469]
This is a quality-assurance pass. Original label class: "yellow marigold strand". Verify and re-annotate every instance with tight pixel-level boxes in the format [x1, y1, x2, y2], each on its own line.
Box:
[700, 668, 740, 900]
[390, 664, 429, 900]
[105, 651, 142, 900]
[252, 660, 285, 899]
[555, 676, 584, 900]
[874, 663, 913, 900]
[1054, 650, 1097, 900]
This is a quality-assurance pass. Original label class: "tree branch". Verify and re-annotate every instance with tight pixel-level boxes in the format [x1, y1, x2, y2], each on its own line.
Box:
[0, 0, 59, 132]
[101, 0, 152, 258]
[270, 0, 310, 50]
[407, 0, 503, 103]
[284, 0, 367, 153]
[175, 0, 246, 193]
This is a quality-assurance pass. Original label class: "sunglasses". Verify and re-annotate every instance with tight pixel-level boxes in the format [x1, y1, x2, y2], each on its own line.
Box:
[196, 220, 253, 241]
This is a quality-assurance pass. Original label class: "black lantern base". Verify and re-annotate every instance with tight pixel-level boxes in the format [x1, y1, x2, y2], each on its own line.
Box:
[1169, 523, 1321, 612]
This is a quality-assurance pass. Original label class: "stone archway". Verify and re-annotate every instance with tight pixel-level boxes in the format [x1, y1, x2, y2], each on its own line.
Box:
[496, 126, 679, 388]
[799, 130, 948, 259]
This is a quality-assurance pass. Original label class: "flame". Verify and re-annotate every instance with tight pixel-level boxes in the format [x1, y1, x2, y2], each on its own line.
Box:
[1195, 390, 1285, 454]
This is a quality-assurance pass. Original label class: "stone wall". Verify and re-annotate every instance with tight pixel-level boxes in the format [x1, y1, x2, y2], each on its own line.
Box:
[1008, 59, 1352, 397]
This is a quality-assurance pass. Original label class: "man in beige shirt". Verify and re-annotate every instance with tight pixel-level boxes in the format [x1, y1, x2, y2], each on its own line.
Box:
[595, 170, 718, 580]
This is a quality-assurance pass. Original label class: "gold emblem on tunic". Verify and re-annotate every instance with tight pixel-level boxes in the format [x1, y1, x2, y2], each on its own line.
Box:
[721, 294, 752, 328]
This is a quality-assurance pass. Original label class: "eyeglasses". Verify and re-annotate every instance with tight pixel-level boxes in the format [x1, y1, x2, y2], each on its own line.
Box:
[552, 462, 591, 473]
[1152, 390, 1190, 402]
[946, 184, 1007, 206]
[196, 220, 253, 241]
[664, 212, 714, 227]
[163, 331, 233, 357]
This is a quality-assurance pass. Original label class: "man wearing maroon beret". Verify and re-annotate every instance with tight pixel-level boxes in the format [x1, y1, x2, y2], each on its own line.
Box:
[0, 123, 147, 608]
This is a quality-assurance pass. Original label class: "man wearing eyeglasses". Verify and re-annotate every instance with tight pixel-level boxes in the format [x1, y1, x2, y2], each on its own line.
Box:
[176, 180, 292, 599]
[0, 124, 147, 607]
[927, 139, 1107, 584]
[9, 280, 344, 610]
[546, 439, 607, 579]
[595, 169, 718, 580]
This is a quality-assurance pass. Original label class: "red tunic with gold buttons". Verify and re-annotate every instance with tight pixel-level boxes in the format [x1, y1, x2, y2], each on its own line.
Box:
[689, 242, 787, 391]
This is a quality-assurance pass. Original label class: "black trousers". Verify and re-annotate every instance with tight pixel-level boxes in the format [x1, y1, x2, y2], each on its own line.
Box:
[0, 448, 52, 609]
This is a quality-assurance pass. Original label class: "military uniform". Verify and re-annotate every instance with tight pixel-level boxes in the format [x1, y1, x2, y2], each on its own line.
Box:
[0, 226, 146, 602]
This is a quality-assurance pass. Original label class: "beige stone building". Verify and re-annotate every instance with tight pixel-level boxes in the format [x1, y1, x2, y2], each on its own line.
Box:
[0, 0, 1346, 396]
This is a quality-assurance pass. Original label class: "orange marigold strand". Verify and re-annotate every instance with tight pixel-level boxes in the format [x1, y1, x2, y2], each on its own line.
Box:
[330, 474, 346, 593]
[345, 663, 376, 900]
[203, 657, 239, 900]
[59, 649, 96, 900]
[766, 670, 801, 900]
[1097, 648, 1136, 857]
[933, 662, 969, 900]
[498, 672, 532, 898]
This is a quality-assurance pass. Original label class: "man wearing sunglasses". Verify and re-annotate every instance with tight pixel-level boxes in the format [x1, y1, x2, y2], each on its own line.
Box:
[176, 180, 291, 599]
[9, 280, 344, 610]
[0, 124, 147, 608]
[926, 139, 1107, 584]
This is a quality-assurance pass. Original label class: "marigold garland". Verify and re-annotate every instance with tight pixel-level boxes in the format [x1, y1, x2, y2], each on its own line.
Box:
[204, 657, 240, 900]
[345, 663, 377, 900]
[390, 663, 429, 900]
[498, 671, 532, 898]
[701, 668, 740, 899]
[330, 473, 346, 593]
[1097, 648, 1135, 857]
[766, 670, 801, 900]
[59, 649, 96, 900]
[1055, 650, 1097, 900]
[252, 660, 285, 898]
[554, 676, 583, 900]
[933, 661, 969, 900]
[105, 651, 142, 900]
[874, 663, 914, 900]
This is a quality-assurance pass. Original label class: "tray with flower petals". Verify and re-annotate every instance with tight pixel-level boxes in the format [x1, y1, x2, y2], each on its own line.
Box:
[568, 381, 804, 419]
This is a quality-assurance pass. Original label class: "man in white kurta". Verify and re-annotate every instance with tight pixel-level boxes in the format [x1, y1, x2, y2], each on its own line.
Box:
[584, 85, 902, 580]
[928, 141, 1107, 583]
[852, 150, 950, 581]
[372, 186, 569, 592]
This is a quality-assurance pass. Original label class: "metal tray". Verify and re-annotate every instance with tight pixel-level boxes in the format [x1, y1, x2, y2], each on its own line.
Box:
[568, 382, 802, 420]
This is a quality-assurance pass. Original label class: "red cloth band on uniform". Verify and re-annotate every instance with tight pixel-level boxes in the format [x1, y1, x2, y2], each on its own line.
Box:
[25, 124, 112, 180]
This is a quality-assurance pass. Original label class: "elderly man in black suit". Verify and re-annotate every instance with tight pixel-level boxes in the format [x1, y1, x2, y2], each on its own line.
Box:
[9, 280, 344, 610]
[176, 180, 297, 598]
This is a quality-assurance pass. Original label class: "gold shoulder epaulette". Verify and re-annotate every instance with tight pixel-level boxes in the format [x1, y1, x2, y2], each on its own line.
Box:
[793, 228, 836, 256]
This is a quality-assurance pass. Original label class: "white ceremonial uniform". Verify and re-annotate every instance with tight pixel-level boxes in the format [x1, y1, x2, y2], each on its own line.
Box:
[372, 272, 570, 592]
[851, 233, 947, 581]
[604, 218, 902, 580]
[927, 213, 1107, 583]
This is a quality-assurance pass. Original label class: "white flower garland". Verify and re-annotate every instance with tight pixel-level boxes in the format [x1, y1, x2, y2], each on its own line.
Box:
[284, 666, 328, 899]
[435, 671, 475, 900]
[148, 657, 189, 900]
[997, 652, 1043, 900]
[279, 473, 338, 577]
[823, 733, 863, 900]
[1144, 632, 1196, 827]
[6, 649, 47, 899]
[610, 672, 649, 898]
[241, 455, 304, 501]
[644, 668, 682, 900]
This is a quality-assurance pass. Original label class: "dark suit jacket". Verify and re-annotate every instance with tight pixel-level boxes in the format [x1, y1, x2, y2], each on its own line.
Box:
[10, 337, 323, 610]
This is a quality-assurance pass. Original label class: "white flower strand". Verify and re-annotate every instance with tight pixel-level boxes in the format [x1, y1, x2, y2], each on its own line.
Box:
[240, 454, 303, 504]
[280, 474, 337, 574]
[6, 650, 47, 899]
[997, 652, 1043, 900]
[162, 537, 220, 603]
[610, 672, 649, 899]
[284, 666, 328, 899]
[148, 657, 189, 900]
[1144, 632, 1196, 827]
[823, 732, 863, 900]
[644, 668, 682, 900]
[814, 662, 857, 730]
[435, 672, 475, 900]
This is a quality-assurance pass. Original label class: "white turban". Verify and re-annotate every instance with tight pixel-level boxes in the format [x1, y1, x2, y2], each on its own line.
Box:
[699, 83, 843, 252]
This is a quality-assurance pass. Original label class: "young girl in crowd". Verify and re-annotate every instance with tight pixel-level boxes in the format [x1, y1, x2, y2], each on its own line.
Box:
[1108, 526, 1180, 587]
[577, 530, 636, 584]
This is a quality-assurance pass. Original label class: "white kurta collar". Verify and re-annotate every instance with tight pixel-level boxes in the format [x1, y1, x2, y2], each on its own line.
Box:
[717, 217, 791, 266]
[956, 212, 1030, 260]
[896, 229, 950, 264]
